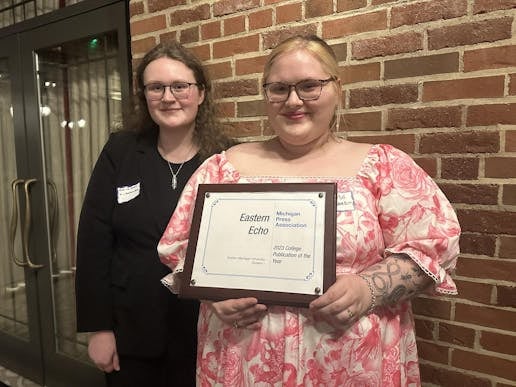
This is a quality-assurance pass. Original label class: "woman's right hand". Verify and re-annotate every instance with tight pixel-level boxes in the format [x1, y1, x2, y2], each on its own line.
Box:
[206, 298, 267, 330]
[88, 330, 120, 373]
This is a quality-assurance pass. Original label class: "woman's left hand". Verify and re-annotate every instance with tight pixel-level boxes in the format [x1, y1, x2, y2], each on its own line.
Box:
[309, 274, 371, 330]
[205, 297, 267, 330]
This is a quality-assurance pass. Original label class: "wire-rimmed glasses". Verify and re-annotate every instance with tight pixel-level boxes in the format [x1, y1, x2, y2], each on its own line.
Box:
[144, 81, 198, 101]
[262, 77, 336, 103]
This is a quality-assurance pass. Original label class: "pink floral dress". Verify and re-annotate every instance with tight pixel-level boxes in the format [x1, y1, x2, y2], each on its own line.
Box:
[158, 144, 461, 387]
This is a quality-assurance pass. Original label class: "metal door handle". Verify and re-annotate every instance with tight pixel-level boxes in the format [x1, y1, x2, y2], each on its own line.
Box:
[9, 179, 27, 267]
[22, 179, 44, 270]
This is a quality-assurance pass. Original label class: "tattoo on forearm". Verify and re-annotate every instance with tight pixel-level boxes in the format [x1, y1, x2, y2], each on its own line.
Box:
[366, 254, 430, 307]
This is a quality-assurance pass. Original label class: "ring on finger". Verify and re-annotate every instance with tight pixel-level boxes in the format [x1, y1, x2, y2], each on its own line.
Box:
[347, 309, 354, 319]
[233, 321, 240, 329]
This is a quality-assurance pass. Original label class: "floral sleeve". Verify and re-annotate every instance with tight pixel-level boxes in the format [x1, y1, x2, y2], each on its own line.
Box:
[157, 152, 238, 293]
[373, 144, 461, 295]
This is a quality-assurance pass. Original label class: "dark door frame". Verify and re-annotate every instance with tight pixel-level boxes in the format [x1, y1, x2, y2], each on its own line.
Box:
[0, 1, 131, 386]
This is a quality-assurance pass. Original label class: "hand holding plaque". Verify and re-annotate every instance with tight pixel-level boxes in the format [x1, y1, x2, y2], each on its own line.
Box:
[180, 183, 336, 307]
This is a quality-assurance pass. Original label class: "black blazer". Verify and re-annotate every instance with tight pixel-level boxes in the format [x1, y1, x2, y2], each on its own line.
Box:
[75, 130, 200, 357]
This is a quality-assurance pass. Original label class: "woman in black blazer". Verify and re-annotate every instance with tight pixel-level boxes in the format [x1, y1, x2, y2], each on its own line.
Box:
[75, 42, 235, 387]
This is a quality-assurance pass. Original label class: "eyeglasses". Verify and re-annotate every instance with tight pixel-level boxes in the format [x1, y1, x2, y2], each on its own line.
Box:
[143, 81, 198, 101]
[262, 77, 336, 103]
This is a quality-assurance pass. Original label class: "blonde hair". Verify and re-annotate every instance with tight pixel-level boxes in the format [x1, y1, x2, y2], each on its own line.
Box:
[263, 35, 342, 131]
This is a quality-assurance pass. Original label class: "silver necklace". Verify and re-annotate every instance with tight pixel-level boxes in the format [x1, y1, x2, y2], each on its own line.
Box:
[167, 161, 185, 190]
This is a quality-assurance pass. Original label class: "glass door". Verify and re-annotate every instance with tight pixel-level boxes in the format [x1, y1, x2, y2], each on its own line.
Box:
[0, 33, 45, 385]
[0, 1, 130, 386]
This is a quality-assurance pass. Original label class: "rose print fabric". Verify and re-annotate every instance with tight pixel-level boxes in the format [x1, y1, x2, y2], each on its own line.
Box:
[158, 144, 460, 386]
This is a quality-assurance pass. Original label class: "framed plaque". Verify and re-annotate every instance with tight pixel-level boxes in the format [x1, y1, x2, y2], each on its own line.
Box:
[180, 183, 336, 307]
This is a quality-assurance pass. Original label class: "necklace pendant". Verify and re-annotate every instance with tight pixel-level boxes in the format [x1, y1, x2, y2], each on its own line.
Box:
[172, 175, 177, 190]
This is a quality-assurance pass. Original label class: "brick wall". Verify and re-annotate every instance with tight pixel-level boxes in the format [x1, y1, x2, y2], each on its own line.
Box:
[129, 0, 516, 385]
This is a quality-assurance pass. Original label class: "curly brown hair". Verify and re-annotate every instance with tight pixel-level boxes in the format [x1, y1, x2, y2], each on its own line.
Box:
[126, 41, 236, 160]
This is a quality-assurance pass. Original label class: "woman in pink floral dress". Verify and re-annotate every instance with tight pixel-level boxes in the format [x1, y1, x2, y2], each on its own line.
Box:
[158, 35, 460, 386]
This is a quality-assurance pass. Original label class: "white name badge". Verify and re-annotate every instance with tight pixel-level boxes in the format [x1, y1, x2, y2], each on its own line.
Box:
[117, 182, 140, 204]
[337, 191, 354, 212]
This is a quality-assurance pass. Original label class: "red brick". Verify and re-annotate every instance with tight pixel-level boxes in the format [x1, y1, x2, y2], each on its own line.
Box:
[222, 120, 262, 137]
[423, 76, 504, 101]
[306, 0, 333, 17]
[129, 1, 144, 17]
[170, 4, 210, 26]
[213, 0, 260, 16]
[224, 15, 246, 35]
[454, 279, 493, 305]
[387, 106, 461, 130]
[510, 74, 516, 95]
[473, 0, 516, 13]
[249, 8, 272, 30]
[467, 104, 516, 126]
[235, 55, 267, 76]
[341, 111, 381, 131]
[420, 131, 499, 154]
[503, 184, 516, 205]
[189, 44, 210, 61]
[349, 84, 418, 108]
[322, 11, 387, 39]
[499, 236, 516, 259]
[420, 363, 491, 387]
[438, 322, 475, 348]
[276, 3, 302, 24]
[455, 303, 516, 331]
[215, 101, 235, 118]
[485, 157, 516, 178]
[480, 331, 516, 356]
[414, 318, 436, 340]
[416, 340, 449, 364]
[428, 17, 513, 50]
[214, 79, 259, 99]
[158, 31, 177, 45]
[205, 62, 232, 80]
[439, 183, 498, 205]
[131, 37, 157, 55]
[131, 15, 166, 35]
[452, 348, 516, 381]
[337, 0, 367, 11]
[201, 21, 221, 40]
[391, 0, 467, 28]
[348, 134, 416, 153]
[458, 233, 496, 256]
[505, 130, 516, 151]
[441, 157, 479, 180]
[179, 26, 199, 44]
[464, 45, 516, 72]
[262, 25, 317, 50]
[148, 0, 184, 12]
[213, 35, 259, 58]
[413, 157, 437, 177]
[352, 32, 423, 60]
[385, 52, 459, 79]
[237, 100, 265, 117]
[412, 297, 452, 319]
[496, 285, 516, 308]
[340, 62, 380, 84]
[457, 209, 516, 234]
[331, 43, 347, 62]
[455, 257, 516, 282]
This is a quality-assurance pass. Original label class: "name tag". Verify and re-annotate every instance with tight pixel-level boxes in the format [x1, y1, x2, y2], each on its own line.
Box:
[117, 182, 140, 204]
[337, 191, 354, 212]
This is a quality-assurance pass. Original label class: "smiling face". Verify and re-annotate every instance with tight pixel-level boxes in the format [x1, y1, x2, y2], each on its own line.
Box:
[143, 57, 205, 133]
[264, 49, 339, 147]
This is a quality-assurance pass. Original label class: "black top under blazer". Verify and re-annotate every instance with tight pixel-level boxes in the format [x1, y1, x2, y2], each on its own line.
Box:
[75, 130, 200, 357]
